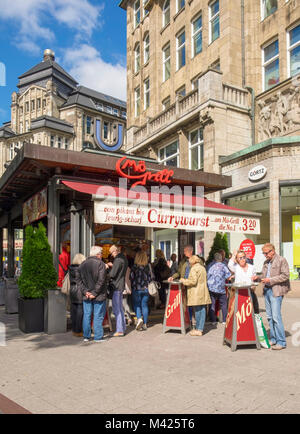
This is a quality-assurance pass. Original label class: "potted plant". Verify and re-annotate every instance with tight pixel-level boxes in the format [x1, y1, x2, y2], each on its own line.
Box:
[18, 223, 57, 333]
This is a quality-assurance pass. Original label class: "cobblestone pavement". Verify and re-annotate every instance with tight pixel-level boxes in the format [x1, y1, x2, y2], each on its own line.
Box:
[0, 297, 300, 414]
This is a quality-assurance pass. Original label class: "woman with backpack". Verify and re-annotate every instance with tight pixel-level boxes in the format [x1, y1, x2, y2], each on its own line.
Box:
[130, 250, 152, 331]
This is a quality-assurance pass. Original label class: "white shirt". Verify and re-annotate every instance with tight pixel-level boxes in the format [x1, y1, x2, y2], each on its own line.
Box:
[228, 259, 256, 286]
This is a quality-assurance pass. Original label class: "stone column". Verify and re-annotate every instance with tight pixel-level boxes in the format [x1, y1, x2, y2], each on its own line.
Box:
[71, 211, 81, 261]
[0, 228, 3, 277]
[47, 179, 60, 271]
[269, 179, 280, 252]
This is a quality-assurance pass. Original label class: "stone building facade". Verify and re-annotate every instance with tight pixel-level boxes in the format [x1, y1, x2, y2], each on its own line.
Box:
[119, 0, 300, 263]
[0, 49, 127, 177]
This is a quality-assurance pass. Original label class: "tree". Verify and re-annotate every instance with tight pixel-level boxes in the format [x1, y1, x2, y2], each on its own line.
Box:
[206, 232, 224, 265]
[18, 223, 58, 299]
[221, 233, 230, 258]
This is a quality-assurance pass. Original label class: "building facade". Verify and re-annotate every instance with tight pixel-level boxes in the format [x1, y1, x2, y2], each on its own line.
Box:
[120, 0, 300, 270]
[0, 49, 127, 177]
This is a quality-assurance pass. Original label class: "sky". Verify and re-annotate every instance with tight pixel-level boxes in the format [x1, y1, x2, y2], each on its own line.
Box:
[0, 0, 127, 125]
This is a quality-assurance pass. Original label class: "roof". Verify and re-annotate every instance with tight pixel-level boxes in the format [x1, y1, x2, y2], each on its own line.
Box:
[30, 116, 74, 134]
[18, 59, 78, 85]
[0, 125, 15, 138]
[62, 86, 126, 111]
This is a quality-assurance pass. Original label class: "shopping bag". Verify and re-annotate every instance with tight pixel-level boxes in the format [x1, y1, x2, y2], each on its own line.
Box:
[255, 314, 270, 349]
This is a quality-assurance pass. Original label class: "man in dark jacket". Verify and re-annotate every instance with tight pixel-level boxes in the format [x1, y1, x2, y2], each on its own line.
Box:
[108, 245, 128, 337]
[78, 246, 107, 343]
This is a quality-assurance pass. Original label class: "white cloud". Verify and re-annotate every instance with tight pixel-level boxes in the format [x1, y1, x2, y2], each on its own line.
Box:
[64, 44, 127, 101]
[0, 0, 102, 54]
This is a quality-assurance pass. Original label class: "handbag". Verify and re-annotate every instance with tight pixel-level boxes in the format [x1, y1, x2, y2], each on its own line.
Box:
[107, 281, 115, 300]
[148, 264, 160, 297]
[61, 271, 70, 295]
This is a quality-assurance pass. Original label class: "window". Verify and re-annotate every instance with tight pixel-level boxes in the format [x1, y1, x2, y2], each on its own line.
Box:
[134, 43, 140, 73]
[163, 43, 171, 81]
[159, 141, 179, 167]
[50, 135, 55, 147]
[37, 98, 41, 109]
[57, 136, 62, 149]
[25, 102, 29, 112]
[25, 120, 29, 132]
[106, 106, 113, 114]
[192, 15, 202, 57]
[189, 128, 204, 171]
[143, 0, 149, 18]
[65, 138, 69, 150]
[263, 39, 279, 90]
[31, 100, 35, 111]
[43, 99, 46, 108]
[135, 86, 141, 117]
[144, 78, 150, 110]
[19, 123, 23, 134]
[103, 122, 109, 139]
[176, 30, 186, 70]
[9, 143, 14, 160]
[113, 108, 119, 116]
[177, 0, 185, 13]
[211, 59, 221, 71]
[121, 111, 127, 119]
[261, 0, 277, 20]
[191, 77, 199, 90]
[96, 102, 104, 111]
[209, 0, 220, 43]
[134, 0, 141, 28]
[176, 85, 186, 97]
[288, 24, 300, 77]
[19, 106, 23, 116]
[162, 0, 170, 27]
[162, 96, 171, 110]
[86, 116, 92, 134]
[144, 33, 150, 64]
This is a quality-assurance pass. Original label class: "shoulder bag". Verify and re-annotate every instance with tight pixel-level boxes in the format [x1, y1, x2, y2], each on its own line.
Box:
[148, 264, 160, 297]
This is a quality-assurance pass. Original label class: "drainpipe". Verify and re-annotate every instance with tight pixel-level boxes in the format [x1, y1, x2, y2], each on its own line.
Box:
[241, 0, 255, 146]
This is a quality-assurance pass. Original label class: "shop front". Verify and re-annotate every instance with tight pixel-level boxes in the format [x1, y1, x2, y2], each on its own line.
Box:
[0, 143, 262, 277]
[221, 136, 300, 285]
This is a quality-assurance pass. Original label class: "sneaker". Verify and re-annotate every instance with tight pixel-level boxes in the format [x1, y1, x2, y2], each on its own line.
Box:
[83, 338, 90, 342]
[272, 344, 286, 351]
[136, 318, 143, 331]
[94, 339, 107, 343]
[189, 329, 203, 336]
[142, 324, 147, 331]
[113, 332, 125, 337]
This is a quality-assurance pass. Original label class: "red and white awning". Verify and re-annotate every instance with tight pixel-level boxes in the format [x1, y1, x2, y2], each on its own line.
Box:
[62, 180, 260, 235]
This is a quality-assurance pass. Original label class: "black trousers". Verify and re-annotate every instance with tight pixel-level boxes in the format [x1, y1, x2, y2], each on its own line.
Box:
[71, 302, 83, 333]
[251, 291, 260, 314]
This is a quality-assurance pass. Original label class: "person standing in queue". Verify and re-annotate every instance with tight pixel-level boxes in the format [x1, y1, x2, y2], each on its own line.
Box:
[107, 245, 128, 337]
[254, 243, 290, 350]
[153, 249, 170, 309]
[78, 246, 107, 343]
[69, 253, 86, 337]
[180, 256, 211, 336]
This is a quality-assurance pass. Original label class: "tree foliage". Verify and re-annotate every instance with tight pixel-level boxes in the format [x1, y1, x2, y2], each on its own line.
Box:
[206, 232, 230, 265]
[18, 223, 58, 299]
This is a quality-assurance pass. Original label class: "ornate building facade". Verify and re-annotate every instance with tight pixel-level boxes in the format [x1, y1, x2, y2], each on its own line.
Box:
[119, 0, 300, 274]
[0, 49, 127, 177]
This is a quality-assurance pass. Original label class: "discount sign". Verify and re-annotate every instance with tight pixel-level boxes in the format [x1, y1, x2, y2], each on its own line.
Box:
[240, 239, 256, 260]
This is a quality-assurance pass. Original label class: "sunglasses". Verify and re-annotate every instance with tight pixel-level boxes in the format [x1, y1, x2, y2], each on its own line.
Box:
[237, 256, 246, 260]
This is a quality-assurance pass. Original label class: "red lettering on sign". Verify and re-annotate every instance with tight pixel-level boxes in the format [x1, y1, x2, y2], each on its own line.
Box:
[116, 156, 174, 188]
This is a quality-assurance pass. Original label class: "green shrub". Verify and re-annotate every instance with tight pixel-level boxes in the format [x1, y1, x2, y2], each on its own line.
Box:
[18, 223, 58, 299]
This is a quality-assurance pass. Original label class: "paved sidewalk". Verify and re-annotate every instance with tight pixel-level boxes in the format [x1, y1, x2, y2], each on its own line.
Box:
[0, 297, 299, 414]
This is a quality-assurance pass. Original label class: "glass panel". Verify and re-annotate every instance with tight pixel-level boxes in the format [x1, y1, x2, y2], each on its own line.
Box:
[159, 148, 164, 160]
[191, 146, 199, 170]
[290, 24, 300, 46]
[164, 59, 170, 80]
[178, 46, 186, 68]
[194, 31, 202, 56]
[190, 130, 199, 146]
[212, 0, 219, 16]
[264, 0, 277, 18]
[193, 16, 202, 33]
[166, 141, 178, 157]
[211, 15, 220, 42]
[265, 58, 279, 89]
[178, 32, 185, 46]
[166, 157, 178, 167]
[264, 40, 278, 63]
[291, 44, 300, 77]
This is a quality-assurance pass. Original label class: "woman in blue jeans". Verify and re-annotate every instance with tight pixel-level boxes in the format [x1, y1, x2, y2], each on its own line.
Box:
[130, 250, 152, 331]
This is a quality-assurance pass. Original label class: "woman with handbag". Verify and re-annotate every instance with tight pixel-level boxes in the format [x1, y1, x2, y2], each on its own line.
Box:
[69, 253, 86, 337]
[130, 251, 152, 331]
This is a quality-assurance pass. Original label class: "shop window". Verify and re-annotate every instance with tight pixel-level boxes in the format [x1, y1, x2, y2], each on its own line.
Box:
[163, 43, 171, 82]
[189, 128, 203, 171]
[225, 189, 270, 271]
[209, 0, 220, 43]
[162, 0, 170, 27]
[281, 186, 300, 279]
[158, 140, 179, 167]
[192, 14, 202, 58]
[176, 30, 186, 70]
[263, 39, 279, 90]
[261, 0, 277, 20]
[288, 24, 300, 78]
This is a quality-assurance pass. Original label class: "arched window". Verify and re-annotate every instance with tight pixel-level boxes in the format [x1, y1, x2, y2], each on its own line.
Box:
[162, 0, 170, 28]
[134, 43, 140, 73]
[143, 33, 150, 64]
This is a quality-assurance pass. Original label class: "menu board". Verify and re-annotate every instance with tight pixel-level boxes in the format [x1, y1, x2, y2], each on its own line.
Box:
[23, 187, 47, 226]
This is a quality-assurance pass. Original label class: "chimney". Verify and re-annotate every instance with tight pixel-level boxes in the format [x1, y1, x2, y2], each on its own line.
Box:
[43, 49, 55, 62]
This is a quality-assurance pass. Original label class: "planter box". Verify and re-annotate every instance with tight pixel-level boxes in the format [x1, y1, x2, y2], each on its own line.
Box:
[0, 279, 5, 305]
[44, 290, 67, 334]
[18, 297, 44, 333]
[4, 278, 19, 314]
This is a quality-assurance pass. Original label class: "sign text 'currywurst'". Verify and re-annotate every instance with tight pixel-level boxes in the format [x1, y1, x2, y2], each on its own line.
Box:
[116, 157, 174, 188]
